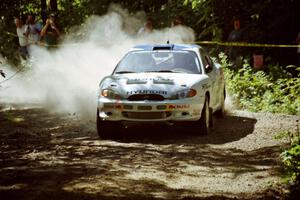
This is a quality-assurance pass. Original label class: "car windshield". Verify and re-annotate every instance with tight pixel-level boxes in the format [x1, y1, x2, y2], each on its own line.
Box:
[114, 50, 202, 74]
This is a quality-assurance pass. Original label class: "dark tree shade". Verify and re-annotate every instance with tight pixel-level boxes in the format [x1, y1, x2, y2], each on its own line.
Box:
[0, 0, 299, 67]
[41, 0, 47, 24]
[50, 0, 57, 12]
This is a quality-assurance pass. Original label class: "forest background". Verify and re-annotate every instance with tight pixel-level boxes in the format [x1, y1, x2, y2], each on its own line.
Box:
[0, 0, 299, 68]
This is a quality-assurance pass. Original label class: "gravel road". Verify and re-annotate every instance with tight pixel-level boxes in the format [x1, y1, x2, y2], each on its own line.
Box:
[0, 103, 299, 200]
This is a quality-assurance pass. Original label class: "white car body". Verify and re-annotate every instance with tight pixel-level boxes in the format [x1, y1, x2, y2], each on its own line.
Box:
[97, 44, 225, 138]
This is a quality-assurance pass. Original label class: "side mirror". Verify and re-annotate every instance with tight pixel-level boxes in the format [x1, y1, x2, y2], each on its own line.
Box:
[0, 69, 5, 78]
[205, 64, 213, 73]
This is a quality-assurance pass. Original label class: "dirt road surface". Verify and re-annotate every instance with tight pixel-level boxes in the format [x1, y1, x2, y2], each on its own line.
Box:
[0, 104, 299, 200]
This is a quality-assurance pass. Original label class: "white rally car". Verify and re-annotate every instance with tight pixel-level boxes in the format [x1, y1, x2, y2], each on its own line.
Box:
[97, 44, 225, 138]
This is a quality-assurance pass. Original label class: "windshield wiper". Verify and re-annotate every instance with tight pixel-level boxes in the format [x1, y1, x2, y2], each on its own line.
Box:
[115, 71, 136, 74]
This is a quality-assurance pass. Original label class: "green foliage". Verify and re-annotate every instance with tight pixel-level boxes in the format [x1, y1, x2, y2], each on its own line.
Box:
[221, 50, 300, 186]
[21, 2, 40, 15]
[187, 0, 299, 66]
[273, 131, 291, 140]
[282, 145, 300, 182]
[219, 52, 300, 115]
[280, 129, 300, 184]
[0, 0, 299, 67]
[221, 48, 300, 186]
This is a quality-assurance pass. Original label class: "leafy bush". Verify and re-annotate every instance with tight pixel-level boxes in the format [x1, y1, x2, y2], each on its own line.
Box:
[277, 129, 300, 199]
[282, 144, 300, 183]
[220, 52, 300, 194]
[219, 52, 300, 115]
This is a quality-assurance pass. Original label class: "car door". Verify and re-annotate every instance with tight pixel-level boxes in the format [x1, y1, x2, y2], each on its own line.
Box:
[200, 50, 219, 110]
[206, 55, 224, 110]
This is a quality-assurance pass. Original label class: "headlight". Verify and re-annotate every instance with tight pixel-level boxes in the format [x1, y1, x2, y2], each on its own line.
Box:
[100, 89, 123, 99]
[169, 89, 197, 100]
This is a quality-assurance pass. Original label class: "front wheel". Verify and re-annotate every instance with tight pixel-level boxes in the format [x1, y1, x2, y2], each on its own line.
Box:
[194, 97, 212, 135]
[96, 109, 120, 139]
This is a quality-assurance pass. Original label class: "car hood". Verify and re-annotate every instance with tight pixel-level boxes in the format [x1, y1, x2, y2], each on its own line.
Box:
[100, 72, 209, 98]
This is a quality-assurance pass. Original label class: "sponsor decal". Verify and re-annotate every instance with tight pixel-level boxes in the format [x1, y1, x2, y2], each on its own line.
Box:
[176, 104, 190, 109]
[167, 104, 190, 110]
[115, 105, 122, 109]
[168, 105, 176, 110]
[127, 90, 167, 95]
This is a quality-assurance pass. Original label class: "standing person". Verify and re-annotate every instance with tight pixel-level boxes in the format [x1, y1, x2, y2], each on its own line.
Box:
[171, 15, 195, 43]
[15, 17, 28, 59]
[25, 14, 42, 45]
[227, 18, 246, 67]
[172, 15, 184, 27]
[40, 13, 61, 48]
[296, 32, 300, 67]
[137, 18, 153, 35]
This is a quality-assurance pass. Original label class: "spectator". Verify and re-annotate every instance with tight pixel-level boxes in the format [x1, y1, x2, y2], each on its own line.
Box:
[170, 15, 195, 43]
[172, 15, 184, 27]
[40, 13, 61, 48]
[26, 14, 42, 45]
[137, 18, 153, 35]
[15, 17, 28, 59]
[227, 18, 246, 67]
[296, 32, 300, 66]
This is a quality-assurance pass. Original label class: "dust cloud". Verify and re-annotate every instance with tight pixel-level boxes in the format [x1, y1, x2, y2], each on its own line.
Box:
[0, 4, 195, 120]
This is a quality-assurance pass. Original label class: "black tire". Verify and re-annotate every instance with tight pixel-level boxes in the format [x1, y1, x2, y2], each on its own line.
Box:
[96, 109, 120, 139]
[196, 97, 212, 135]
[215, 89, 225, 118]
[209, 107, 213, 128]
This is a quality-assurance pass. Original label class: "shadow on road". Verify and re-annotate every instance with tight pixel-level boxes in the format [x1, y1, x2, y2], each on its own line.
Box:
[0, 107, 281, 200]
[114, 114, 257, 145]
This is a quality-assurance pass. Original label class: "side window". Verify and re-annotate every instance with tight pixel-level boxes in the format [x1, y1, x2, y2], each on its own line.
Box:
[205, 55, 214, 68]
[199, 49, 214, 74]
[199, 50, 208, 67]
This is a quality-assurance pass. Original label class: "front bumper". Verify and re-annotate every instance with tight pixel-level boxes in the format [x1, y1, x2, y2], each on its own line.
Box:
[97, 97, 205, 122]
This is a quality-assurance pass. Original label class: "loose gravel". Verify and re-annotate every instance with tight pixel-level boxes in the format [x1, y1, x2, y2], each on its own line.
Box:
[0, 104, 299, 200]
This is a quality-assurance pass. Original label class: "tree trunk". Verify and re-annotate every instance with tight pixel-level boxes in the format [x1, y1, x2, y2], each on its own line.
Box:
[41, 0, 47, 24]
[50, 0, 58, 12]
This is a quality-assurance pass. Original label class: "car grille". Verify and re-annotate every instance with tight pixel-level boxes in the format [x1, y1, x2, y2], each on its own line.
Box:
[127, 94, 165, 101]
[122, 111, 171, 119]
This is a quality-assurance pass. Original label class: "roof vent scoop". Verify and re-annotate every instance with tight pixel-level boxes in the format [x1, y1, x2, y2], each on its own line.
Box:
[152, 44, 174, 51]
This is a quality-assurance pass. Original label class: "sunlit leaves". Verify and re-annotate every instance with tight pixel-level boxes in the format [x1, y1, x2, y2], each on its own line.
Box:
[21, 2, 40, 15]
[219, 53, 300, 115]
[184, 0, 207, 9]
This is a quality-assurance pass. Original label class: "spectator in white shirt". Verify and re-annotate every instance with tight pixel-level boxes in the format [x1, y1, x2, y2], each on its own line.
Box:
[137, 18, 153, 35]
[15, 17, 28, 59]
